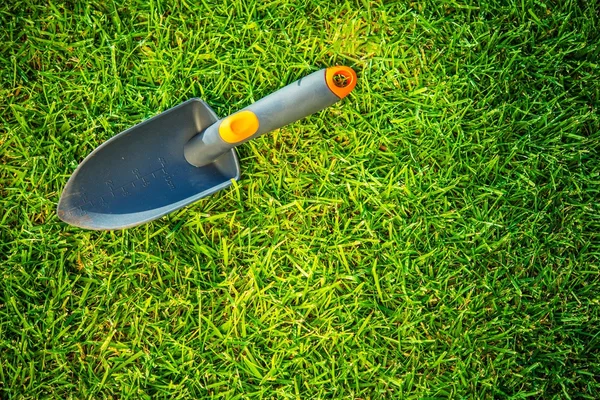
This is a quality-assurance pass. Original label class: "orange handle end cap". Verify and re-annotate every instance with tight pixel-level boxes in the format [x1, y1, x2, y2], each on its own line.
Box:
[219, 110, 260, 144]
[325, 66, 357, 99]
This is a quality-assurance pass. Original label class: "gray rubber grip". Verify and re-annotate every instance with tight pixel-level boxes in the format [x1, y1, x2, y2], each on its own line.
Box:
[241, 69, 341, 140]
[184, 68, 341, 167]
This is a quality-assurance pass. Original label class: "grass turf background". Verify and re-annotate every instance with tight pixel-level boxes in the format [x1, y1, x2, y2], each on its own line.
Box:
[1, 0, 599, 398]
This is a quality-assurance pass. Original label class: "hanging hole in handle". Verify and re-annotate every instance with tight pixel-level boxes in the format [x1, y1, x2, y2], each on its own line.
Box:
[325, 66, 357, 98]
[333, 72, 351, 88]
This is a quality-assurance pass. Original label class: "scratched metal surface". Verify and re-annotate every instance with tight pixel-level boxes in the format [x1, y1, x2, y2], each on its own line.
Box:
[57, 99, 240, 230]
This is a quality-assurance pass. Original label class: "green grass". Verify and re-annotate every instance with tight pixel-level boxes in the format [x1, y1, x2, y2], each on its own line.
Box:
[1, 0, 599, 398]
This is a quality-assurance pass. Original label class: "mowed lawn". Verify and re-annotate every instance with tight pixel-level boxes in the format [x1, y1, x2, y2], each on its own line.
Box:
[1, 0, 599, 398]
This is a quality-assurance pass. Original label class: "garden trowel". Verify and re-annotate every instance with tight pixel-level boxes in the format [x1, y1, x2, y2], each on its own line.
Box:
[57, 66, 357, 230]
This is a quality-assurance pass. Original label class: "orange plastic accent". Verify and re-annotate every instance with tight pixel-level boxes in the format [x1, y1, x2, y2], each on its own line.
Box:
[325, 66, 357, 99]
[219, 110, 260, 144]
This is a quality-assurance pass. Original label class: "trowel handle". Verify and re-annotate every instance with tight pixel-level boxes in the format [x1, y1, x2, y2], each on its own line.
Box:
[184, 66, 357, 167]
